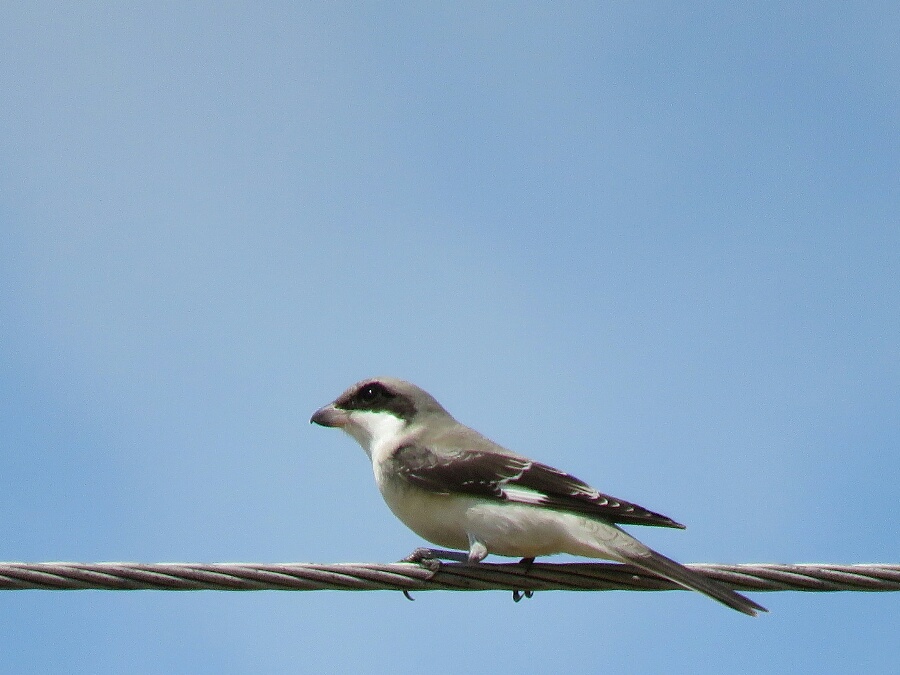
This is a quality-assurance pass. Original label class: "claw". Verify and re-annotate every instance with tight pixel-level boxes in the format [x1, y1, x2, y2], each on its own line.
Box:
[512, 557, 536, 601]
[402, 590, 415, 601]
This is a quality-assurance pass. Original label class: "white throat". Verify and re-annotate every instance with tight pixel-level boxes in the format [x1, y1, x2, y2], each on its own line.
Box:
[343, 410, 408, 461]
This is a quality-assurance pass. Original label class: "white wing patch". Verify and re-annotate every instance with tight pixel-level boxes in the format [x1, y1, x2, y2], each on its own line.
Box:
[500, 485, 548, 504]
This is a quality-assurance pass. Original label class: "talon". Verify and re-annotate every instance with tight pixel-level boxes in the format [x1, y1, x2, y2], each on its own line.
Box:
[514, 557, 535, 600]
[512, 589, 535, 602]
[403, 590, 415, 601]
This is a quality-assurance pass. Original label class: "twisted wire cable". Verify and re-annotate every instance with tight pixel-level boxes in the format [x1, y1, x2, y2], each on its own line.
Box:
[1, 560, 898, 594]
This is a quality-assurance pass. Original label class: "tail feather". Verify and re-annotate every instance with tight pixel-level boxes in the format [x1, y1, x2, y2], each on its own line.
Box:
[625, 549, 767, 616]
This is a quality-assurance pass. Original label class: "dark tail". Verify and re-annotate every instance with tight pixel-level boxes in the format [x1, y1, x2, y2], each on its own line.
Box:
[625, 548, 767, 616]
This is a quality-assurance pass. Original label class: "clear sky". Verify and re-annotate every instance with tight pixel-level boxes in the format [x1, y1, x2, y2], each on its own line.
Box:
[1, 3, 898, 673]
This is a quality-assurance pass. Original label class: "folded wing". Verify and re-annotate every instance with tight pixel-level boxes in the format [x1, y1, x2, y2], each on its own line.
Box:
[391, 444, 685, 529]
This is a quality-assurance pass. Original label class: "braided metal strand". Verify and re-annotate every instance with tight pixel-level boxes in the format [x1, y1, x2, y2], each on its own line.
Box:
[1, 561, 898, 594]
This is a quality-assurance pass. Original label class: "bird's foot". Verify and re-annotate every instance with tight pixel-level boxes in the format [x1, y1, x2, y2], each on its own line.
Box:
[512, 557, 536, 602]
[401, 547, 468, 571]
[399, 548, 464, 601]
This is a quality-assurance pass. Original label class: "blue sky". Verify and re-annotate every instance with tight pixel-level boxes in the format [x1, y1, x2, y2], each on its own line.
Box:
[1, 3, 898, 673]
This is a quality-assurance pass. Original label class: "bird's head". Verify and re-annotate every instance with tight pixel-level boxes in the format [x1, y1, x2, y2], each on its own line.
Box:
[311, 377, 449, 456]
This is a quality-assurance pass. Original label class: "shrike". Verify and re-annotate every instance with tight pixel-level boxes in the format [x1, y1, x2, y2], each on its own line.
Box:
[311, 377, 766, 615]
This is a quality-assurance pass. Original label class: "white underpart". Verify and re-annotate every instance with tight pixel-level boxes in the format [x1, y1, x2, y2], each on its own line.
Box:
[462, 502, 649, 560]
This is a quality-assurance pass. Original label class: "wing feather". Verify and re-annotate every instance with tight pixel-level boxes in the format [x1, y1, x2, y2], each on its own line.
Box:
[391, 445, 685, 529]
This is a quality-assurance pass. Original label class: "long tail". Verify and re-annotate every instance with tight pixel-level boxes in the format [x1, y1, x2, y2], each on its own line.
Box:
[624, 547, 767, 616]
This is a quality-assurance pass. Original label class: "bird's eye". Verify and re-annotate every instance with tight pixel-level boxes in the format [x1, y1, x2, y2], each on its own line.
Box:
[357, 385, 380, 404]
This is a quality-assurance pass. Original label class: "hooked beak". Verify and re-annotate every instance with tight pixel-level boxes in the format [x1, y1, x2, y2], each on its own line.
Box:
[310, 403, 348, 428]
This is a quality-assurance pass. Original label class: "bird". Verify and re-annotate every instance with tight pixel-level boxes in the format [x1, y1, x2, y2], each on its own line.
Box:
[310, 376, 766, 616]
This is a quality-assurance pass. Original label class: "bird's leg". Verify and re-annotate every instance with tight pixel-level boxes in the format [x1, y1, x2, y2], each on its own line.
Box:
[401, 547, 468, 565]
[466, 534, 489, 564]
[513, 557, 536, 602]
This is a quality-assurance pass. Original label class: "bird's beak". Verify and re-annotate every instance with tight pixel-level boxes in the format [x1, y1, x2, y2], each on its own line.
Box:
[310, 403, 348, 428]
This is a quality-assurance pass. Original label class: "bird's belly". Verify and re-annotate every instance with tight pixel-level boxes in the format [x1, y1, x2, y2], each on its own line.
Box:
[378, 477, 590, 558]
[463, 502, 574, 558]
